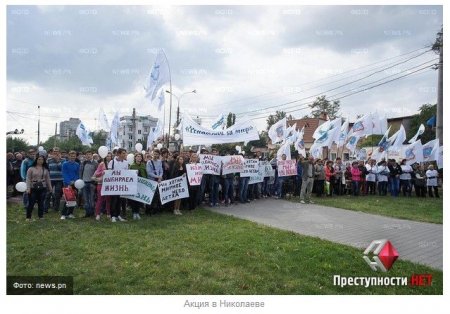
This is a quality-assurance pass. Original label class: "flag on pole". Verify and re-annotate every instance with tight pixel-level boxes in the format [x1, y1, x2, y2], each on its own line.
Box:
[388, 124, 406, 152]
[422, 139, 439, 162]
[294, 127, 306, 157]
[211, 113, 225, 130]
[403, 140, 423, 165]
[268, 117, 286, 144]
[285, 122, 298, 143]
[408, 124, 425, 144]
[345, 134, 360, 153]
[157, 89, 165, 112]
[76, 122, 93, 147]
[147, 119, 162, 149]
[350, 114, 372, 137]
[277, 139, 292, 160]
[313, 118, 341, 148]
[337, 119, 349, 147]
[309, 142, 322, 159]
[98, 108, 110, 131]
[437, 146, 443, 169]
[109, 112, 120, 146]
[144, 49, 170, 101]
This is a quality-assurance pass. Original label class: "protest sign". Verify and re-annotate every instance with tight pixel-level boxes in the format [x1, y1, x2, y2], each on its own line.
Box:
[260, 161, 274, 177]
[277, 160, 297, 177]
[186, 163, 203, 186]
[158, 174, 190, 205]
[199, 154, 222, 175]
[122, 176, 157, 205]
[101, 170, 137, 195]
[221, 155, 245, 175]
[249, 164, 264, 184]
[241, 159, 259, 178]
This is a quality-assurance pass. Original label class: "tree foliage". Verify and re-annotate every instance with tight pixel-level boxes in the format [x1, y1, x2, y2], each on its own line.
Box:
[7, 137, 30, 153]
[307, 95, 341, 119]
[408, 104, 436, 144]
[266, 111, 294, 131]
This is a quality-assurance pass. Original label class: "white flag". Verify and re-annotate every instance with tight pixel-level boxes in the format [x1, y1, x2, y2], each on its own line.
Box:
[211, 113, 225, 130]
[76, 122, 93, 147]
[109, 112, 120, 146]
[284, 122, 298, 143]
[437, 146, 443, 169]
[337, 119, 349, 147]
[294, 127, 306, 157]
[309, 142, 323, 159]
[313, 118, 341, 148]
[345, 134, 360, 153]
[144, 49, 170, 101]
[403, 140, 423, 165]
[408, 124, 425, 144]
[422, 139, 439, 162]
[268, 117, 286, 144]
[350, 114, 372, 137]
[277, 139, 292, 160]
[147, 119, 162, 149]
[388, 124, 406, 152]
[98, 108, 110, 131]
[372, 114, 387, 135]
[157, 89, 165, 112]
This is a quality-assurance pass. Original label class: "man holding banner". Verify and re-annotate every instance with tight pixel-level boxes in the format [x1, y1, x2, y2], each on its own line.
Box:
[106, 148, 130, 222]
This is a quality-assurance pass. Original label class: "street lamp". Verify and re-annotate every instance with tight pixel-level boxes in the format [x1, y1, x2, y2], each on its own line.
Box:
[165, 89, 196, 146]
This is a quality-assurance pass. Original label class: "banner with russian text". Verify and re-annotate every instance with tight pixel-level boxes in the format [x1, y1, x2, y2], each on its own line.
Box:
[182, 113, 260, 145]
[260, 161, 275, 177]
[186, 163, 203, 186]
[248, 164, 265, 184]
[221, 155, 245, 175]
[277, 160, 297, 177]
[158, 174, 190, 205]
[199, 154, 222, 175]
[122, 176, 157, 205]
[240, 159, 260, 178]
[101, 170, 138, 195]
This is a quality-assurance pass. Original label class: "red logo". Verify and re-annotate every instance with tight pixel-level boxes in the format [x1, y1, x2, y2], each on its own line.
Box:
[363, 240, 399, 272]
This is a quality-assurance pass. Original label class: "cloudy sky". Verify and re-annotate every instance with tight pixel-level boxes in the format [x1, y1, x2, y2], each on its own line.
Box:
[6, 4, 442, 145]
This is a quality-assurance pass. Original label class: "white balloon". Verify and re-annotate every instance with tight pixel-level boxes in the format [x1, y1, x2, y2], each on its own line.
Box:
[98, 146, 108, 158]
[38, 146, 44, 151]
[141, 150, 146, 155]
[74, 179, 85, 190]
[113, 146, 119, 151]
[242, 151, 245, 155]
[157, 143, 163, 149]
[15, 182, 27, 192]
[127, 153, 135, 164]
[174, 134, 180, 140]
[235, 145, 241, 151]
[135, 143, 143, 152]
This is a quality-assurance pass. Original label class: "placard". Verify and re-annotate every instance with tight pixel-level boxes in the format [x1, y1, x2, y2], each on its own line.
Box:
[158, 174, 190, 205]
[122, 176, 157, 205]
[101, 170, 138, 195]
[241, 159, 259, 178]
[277, 160, 297, 177]
[221, 155, 245, 175]
[186, 163, 203, 186]
[199, 154, 222, 175]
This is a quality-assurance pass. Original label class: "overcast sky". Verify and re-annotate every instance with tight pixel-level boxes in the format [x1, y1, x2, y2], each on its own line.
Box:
[6, 5, 442, 145]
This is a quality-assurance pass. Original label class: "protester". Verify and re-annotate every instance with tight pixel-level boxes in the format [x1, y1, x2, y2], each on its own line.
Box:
[108, 148, 129, 222]
[365, 159, 377, 195]
[20, 148, 36, 209]
[314, 159, 325, 197]
[170, 155, 187, 215]
[399, 159, 413, 197]
[25, 155, 52, 220]
[79, 150, 98, 218]
[61, 150, 80, 219]
[414, 164, 427, 198]
[45, 147, 65, 212]
[351, 161, 362, 196]
[426, 164, 439, 198]
[333, 157, 345, 195]
[93, 152, 112, 220]
[300, 156, 315, 204]
[129, 153, 147, 219]
[388, 159, 402, 197]
[324, 160, 335, 197]
[376, 160, 389, 196]
[187, 153, 201, 210]
[146, 149, 163, 215]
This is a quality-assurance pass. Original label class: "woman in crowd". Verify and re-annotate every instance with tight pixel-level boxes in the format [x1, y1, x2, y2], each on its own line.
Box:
[314, 159, 325, 197]
[171, 155, 187, 215]
[324, 160, 335, 197]
[93, 152, 112, 221]
[25, 155, 52, 220]
[129, 153, 148, 220]
[426, 164, 439, 198]
[376, 160, 389, 196]
[350, 161, 362, 196]
[187, 153, 200, 210]
[413, 164, 427, 197]
[399, 159, 413, 197]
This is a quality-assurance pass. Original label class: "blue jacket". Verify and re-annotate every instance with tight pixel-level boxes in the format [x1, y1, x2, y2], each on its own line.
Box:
[20, 158, 34, 181]
[62, 160, 80, 186]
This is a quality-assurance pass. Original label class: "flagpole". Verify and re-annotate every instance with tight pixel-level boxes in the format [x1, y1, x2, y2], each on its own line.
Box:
[161, 49, 172, 149]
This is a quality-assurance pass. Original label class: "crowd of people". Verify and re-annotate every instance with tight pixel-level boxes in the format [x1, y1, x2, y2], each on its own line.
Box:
[6, 145, 442, 222]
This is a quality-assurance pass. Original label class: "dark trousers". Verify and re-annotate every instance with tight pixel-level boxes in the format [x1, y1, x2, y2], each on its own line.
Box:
[110, 196, 127, 218]
[188, 186, 199, 210]
[26, 188, 47, 219]
[428, 186, 439, 198]
[378, 181, 388, 196]
[366, 181, 376, 195]
[352, 181, 360, 196]
[45, 180, 63, 212]
[315, 179, 324, 197]
[128, 199, 141, 214]
[223, 178, 234, 204]
[415, 185, 427, 197]
[400, 179, 412, 196]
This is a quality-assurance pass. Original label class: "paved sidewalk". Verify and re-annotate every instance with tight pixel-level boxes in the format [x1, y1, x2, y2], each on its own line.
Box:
[208, 198, 443, 270]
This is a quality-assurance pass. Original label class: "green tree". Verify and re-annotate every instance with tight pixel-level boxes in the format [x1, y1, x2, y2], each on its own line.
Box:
[226, 112, 236, 128]
[7, 137, 30, 153]
[307, 95, 341, 119]
[266, 111, 294, 131]
[358, 135, 383, 148]
[408, 104, 436, 144]
[243, 131, 269, 153]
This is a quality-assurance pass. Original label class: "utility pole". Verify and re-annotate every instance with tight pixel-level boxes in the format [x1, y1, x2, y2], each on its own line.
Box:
[436, 29, 443, 146]
[37, 105, 40, 146]
[131, 108, 137, 149]
[54, 123, 57, 148]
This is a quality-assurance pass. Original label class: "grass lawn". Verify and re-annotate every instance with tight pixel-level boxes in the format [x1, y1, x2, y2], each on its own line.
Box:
[7, 202, 442, 295]
[293, 194, 443, 224]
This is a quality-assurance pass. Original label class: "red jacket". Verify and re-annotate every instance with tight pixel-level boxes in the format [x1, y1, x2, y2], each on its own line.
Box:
[351, 166, 362, 181]
[325, 166, 335, 182]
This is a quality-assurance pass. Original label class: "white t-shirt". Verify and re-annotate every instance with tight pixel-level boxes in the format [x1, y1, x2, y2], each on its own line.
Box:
[376, 165, 389, 182]
[108, 157, 129, 171]
[365, 164, 377, 182]
[399, 165, 412, 180]
[426, 169, 438, 187]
